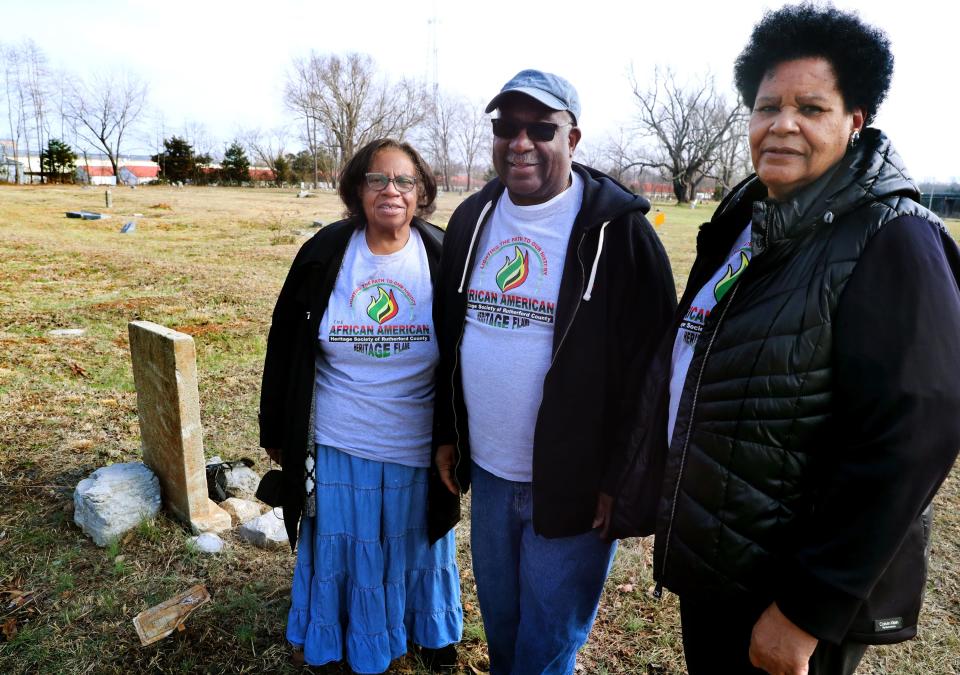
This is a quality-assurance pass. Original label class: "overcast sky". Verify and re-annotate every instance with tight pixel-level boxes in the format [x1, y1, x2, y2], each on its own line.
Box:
[5, 0, 958, 181]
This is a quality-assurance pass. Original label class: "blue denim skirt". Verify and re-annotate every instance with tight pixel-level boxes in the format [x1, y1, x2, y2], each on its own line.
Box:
[286, 444, 462, 674]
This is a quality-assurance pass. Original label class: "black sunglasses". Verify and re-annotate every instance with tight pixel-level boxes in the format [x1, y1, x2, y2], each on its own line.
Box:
[491, 118, 572, 142]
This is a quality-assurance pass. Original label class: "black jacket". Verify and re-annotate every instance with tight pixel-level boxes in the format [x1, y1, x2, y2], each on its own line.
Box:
[612, 129, 960, 645]
[428, 163, 676, 542]
[258, 217, 445, 549]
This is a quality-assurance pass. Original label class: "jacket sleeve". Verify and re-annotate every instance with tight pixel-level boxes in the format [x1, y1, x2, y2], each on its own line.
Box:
[601, 213, 677, 494]
[431, 214, 464, 451]
[776, 215, 960, 643]
[258, 246, 312, 450]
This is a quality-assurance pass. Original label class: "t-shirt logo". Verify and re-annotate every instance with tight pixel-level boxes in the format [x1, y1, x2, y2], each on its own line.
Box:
[325, 278, 431, 359]
[496, 246, 530, 292]
[468, 237, 555, 331]
[714, 250, 750, 302]
[366, 286, 399, 324]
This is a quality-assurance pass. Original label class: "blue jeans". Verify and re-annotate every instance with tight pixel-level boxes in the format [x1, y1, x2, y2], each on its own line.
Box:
[470, 462, 617, 675]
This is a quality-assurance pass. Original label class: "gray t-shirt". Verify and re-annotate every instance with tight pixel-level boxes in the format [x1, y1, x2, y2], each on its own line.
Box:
[460, 173, 583, 481]
[313, 227, 438, 467]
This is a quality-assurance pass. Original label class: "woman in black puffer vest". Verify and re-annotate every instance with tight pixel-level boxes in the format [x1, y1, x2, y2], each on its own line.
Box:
[610, 5, 960, 675]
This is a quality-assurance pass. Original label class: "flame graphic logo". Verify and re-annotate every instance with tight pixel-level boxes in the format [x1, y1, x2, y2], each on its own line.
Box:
[366, 286, 399, 324]
[714, 250, 750, 302]
[496, 246, 529, 293]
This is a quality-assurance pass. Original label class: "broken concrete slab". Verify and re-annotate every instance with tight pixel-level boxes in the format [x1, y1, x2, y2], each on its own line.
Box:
[48, 328, 86, 337]
[74, 462, 161, 547]
[132, 584, 210, 646]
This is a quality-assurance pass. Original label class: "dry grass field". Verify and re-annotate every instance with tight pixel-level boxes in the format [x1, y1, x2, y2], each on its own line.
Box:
[0, 183, 957, 674]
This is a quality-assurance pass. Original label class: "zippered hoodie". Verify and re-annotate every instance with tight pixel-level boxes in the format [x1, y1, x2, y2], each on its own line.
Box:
[428, 162, 676, 542]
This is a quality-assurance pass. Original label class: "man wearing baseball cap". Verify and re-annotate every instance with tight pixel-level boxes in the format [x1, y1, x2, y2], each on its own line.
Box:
[428, 69, 676, 674]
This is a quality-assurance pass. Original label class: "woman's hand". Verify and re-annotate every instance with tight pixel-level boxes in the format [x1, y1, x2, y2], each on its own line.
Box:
[749, 602, 818, 674]
[592, 492, 613, 538]
[265, 447, 282, 466]
[435, 444, 459, 495]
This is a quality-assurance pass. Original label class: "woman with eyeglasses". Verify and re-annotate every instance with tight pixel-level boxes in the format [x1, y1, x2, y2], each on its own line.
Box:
[259, 138, 462, 673]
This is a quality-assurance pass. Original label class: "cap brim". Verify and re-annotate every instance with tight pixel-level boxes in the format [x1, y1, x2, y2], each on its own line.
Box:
[485, 87, 568, 116]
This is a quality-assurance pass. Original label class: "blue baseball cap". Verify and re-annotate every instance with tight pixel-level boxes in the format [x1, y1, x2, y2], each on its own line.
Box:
[485, 69, 581, 125]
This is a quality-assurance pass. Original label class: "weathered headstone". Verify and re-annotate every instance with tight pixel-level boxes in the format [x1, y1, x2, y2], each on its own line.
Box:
[128, 321, 230, 533]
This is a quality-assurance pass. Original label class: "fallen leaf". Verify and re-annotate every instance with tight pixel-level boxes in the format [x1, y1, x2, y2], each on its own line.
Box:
[1, 617, 17, 640]
[616, 583, 635, 593]
[69, 362, 89, 378]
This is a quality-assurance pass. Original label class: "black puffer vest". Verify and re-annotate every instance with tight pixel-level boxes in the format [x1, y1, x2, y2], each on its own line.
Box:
[653, 129, 936, 641]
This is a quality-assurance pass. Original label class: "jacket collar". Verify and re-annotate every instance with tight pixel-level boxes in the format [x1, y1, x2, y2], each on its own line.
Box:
[470, 162, 650, 232]
[747, 128, 919, 255]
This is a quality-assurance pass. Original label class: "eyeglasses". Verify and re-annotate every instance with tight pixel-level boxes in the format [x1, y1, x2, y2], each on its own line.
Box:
[365, 173, 417, 193]
[491, 118, 573, 142]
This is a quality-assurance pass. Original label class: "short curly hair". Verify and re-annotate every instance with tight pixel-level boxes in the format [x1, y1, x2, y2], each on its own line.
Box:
[338, 138, 437, 219]
[734, 3, 894, 125]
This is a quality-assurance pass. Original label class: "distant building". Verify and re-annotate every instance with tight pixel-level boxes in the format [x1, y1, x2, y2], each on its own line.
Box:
[632, 181, 675, 200]
[75, 157, 160, 186]
[248, 167, 276, 182]
[76, 162, 117, 186]
[920, 193, 960, 219]
[0, 141, 160, 185]
[200, 164, 276, 183]
[1, 139, 29, 183]
[119, 162, 161, 185]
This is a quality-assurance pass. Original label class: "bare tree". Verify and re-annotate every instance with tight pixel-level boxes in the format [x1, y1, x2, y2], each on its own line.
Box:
[284, 56, 323, 185]
[284, 52, 428, 184]
[0, 40, 52, 183]
[22, 40, 49, 183]
[424, 91, 462, 191]
[454, 98, 489, 191]
[1, 42, 27, 183]
[703, 112, 751, 199]
[66, 70, 148, 181]
[629, 67, 745, 203]
[242, 126, 290, 176]
[598, 128, 646, 185]
[180, 120, 216, 161]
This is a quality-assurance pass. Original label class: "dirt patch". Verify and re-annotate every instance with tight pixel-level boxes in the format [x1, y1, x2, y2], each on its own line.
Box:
[172, 320, 252, 337]
[87, 296, 174, 312]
